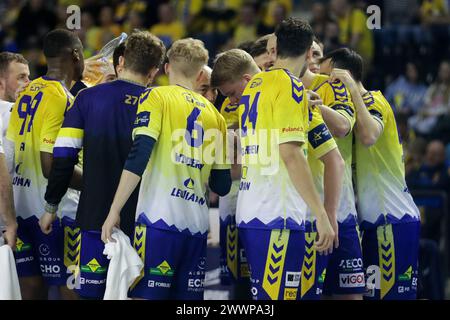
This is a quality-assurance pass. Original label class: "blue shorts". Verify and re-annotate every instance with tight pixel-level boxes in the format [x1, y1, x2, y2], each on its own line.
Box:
[362, 222, 420, 300]
[130, 224, 207, 300]
[239, 228, 305, 300]
[219, 215, 250, 285]
[14, 216, 79, 286]
[73, 230, 110, 299]
[300, 222, 328, 300]
[322, 222, 365, 296]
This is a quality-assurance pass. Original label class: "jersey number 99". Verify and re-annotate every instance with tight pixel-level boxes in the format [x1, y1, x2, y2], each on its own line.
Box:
[17, 92, 43, 135]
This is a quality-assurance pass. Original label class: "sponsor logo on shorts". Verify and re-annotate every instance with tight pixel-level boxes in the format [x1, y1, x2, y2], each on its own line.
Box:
[15, 237, 32, 252]
[339, 272, 365, 288]
[318, 268, 327, 284]
[284, 288, 297, 300]
[398, 266, 412, 282]
[79, 277, 106, 285]
[148, 280, 171, 288]
[39, 244, 51, 256]
[187, 278, 204, 292]
[80, 258, 107, 274]
[339, 258, 363, 271]
[285, 272, 301, 287]
[40, 264, 61, 275]
[149, 260, 174, 276]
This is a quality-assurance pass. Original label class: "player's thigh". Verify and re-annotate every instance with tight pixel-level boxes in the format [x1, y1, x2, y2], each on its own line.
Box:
[129, 224, 180, 300]
[239, 228, 304, 300]
[171, 235, 207, 300]
[14, 217, 41, 279]
[362, 222, 420, 300]
[75, 230, 109, 299]
[323, 224, 365, 297]
[300, 230, 328, 300]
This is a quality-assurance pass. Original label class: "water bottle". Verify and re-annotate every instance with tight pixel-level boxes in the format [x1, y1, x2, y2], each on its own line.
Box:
[83, 32, 128, 86]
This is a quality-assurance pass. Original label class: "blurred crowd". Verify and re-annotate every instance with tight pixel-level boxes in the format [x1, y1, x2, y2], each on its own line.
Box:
[0, 0, 449, 211]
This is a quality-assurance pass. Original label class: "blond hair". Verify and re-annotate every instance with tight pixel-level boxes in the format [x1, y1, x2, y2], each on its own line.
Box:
[166, 38, 209, 78]
[211, 49, 259, 88]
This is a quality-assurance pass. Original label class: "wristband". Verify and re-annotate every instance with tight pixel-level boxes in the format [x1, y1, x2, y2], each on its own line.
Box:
[44, 202, 59, 215]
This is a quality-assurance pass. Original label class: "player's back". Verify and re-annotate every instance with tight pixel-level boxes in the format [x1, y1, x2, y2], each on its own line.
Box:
[133, 85, 228, 236]
[356, 90, 420, 229]
[236, 68, 309, 230]
[57, 79, 146, 231]
[7, 76, 78, 219]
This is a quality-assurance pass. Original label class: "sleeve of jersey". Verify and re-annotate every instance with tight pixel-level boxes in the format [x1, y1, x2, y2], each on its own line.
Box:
[308, 109, 337, 160]
[213, 112, 231, 170]
[40, 93, 69, 153]
[0, 119, 3, 154]
[363, 94, 387, 130]
[326, 81, 356, 132]
[274, 75, 307, 145]
[133, 88, 162, 141]
[52, 95, 85, 159]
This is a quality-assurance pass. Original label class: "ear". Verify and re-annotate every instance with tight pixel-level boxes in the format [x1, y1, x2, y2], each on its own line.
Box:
[164, 63, 169, 75]
[118, 55, 125, 68]
[147, 68, 160, 86]
[73, 48, 81, 61]
[196, 69, 205, 82]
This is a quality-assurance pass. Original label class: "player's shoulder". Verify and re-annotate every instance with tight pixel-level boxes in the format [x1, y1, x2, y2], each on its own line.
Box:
[36, 76, 71, 99]
[324, 79, 350, 102]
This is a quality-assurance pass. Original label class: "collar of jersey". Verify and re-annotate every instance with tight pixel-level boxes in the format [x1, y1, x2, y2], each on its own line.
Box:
[116, 78, 146, 88]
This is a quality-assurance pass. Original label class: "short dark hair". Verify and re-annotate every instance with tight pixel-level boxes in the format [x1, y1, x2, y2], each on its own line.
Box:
[250, 35, 271, 57]
[113, 42, 125, 70]
[237, 41, 254, 55]
[123, 31, 166, 76]
[320, 48, 363, 81]
[0, 52, 28, 78]
[275, 18, 314, 59]
[43, 29, 81, 58]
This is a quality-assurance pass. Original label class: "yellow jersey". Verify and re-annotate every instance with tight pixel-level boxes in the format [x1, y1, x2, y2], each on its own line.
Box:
[236, 69, 309, 230]
[356, 91, 420, 229]
[311, 74, 358, 225]
[6, 76, 79, 220]
[133, 85, 229, 236]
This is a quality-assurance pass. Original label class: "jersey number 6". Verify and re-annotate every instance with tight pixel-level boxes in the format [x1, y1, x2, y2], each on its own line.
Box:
[185, 107, 204, 147]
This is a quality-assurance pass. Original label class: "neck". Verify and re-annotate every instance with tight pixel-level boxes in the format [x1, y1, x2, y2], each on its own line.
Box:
[46, 62, 74, 88]
[169, 73, 195, 90]
[119, 69, 148, 86]
[301, 68, 315, 88]
[273, 56, 305, 78]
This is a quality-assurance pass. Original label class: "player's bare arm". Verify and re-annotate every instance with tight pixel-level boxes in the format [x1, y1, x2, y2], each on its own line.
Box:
[318, 105, 352, 138]
[320, 148, 344, 249]
[279, 142, 335, 254]
[0, 153, 17, 249]
[330, 68, 382, 146]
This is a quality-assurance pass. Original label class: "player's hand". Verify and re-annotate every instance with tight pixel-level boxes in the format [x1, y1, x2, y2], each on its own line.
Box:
[101, 210, 120, 244]
[330, 68, 357, 91]
[307, 90, 323, 110]
[3, 223, 18, 250]
[39, 212, 57, 235]
[314, 215, 335, 255]
[330, 216, 339, 250]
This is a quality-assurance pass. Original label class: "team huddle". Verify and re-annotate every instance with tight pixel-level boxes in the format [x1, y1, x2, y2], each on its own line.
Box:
[0, 17, 420, 301]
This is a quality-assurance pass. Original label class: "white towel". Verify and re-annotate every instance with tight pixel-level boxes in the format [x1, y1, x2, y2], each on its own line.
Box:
[103, 228, 143, 300]
[0, 237, 22, 300]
